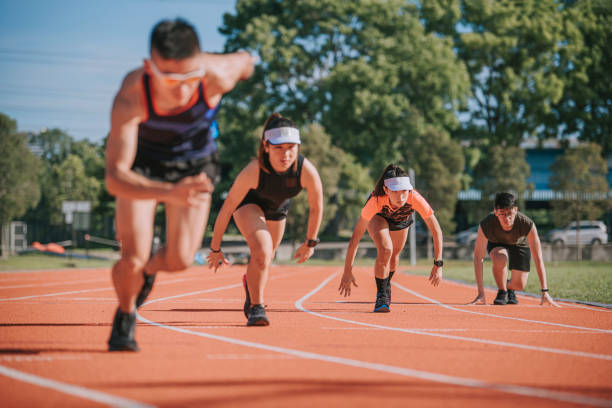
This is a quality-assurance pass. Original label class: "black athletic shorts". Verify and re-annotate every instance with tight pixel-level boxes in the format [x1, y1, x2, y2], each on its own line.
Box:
[378, 214, 414, 231]
[131, 151, 221, 185]
[237, 193, 290, 221]
[487, 242, 531, 272]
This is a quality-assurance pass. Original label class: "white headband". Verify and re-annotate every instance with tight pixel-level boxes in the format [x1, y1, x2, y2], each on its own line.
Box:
[384, 177, 413, 191]
[263, 127, 301, 145]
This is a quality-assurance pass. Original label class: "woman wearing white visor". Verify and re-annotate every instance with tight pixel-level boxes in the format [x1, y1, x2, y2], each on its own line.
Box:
[207, 113, 323, 325]
[339, 164, 444, 312]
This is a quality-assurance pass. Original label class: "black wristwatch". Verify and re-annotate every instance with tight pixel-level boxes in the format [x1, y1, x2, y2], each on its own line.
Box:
[306, 238, 320, 247]
[433, 259, 443, 267]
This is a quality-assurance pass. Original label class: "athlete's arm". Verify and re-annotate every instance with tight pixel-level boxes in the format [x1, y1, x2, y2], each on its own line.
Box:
[201, 51, 255, 106]
[423, 214, 443, 286]
[207, 161, 258, 271]
[293, 158, 324, 264]
[527, 225, 560, 307]
[105, 71, 212, 205]
[468, 226, 488, 305]
[338, 215, 368, 297]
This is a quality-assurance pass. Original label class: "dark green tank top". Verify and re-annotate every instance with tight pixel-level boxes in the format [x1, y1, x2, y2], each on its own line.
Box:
[479, 211, 534, 247]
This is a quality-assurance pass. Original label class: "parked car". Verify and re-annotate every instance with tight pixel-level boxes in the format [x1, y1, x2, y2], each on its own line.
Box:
[455, 225, 479, 248]
[546, 221, 608, 246]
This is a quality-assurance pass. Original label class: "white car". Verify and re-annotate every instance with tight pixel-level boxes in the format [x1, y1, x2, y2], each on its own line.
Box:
[546, 221, 608, 246]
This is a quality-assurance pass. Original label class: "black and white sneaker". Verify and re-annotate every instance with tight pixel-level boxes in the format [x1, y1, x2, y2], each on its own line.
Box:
[507, 289, 518, 304]
[247, 304, 270, 326]
[135, 271, 156, 308]
[108, 308, 139, 351]
[493, 290, 509, 305]
[242, 274, 251, 318]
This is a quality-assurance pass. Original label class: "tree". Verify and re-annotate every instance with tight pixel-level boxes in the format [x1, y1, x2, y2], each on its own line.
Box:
[454, 0, 571, 146]
[549, 0, 612, 153]
[0, 113, 41, 258]
[472, 145, 532, 210]
[218, 0, 470, 234]
[549, 143, 609, 260]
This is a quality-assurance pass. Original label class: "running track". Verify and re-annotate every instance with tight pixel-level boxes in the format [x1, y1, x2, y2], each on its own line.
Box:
[1, 265, 611, 407]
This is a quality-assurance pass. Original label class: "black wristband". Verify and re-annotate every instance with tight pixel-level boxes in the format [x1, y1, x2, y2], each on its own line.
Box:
[541, 288, 549, 292]
[210, 247, 221, 253]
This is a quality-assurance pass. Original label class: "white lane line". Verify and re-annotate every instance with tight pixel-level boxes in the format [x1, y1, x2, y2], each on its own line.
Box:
[320, 327, 602, 334]
[0, 277, 196, 302]
[440, 277, 612, 312]
[0, 364, 155, 408]
[0, 278, 109, 290]
[393, 282, 612, 333]
[295, 273, 612, 361]
[138, 272, 612, 408]
[206, 354, 296, 360]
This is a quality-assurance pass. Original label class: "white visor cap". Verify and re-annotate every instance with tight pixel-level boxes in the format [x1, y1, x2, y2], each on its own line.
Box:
[384, 177, 413, 191]
[263, 127, 301, 145]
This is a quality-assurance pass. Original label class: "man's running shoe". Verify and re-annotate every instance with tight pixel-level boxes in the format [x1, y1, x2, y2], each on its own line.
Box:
[373, 293, 390, 313]
[108, 308, 139, 351]
[246, 304, 269, 326]
[493, 290, 508, 305]
[507, 289, 518, 304]
[242, 274, 251, 318]
[135, 271, 156, 308]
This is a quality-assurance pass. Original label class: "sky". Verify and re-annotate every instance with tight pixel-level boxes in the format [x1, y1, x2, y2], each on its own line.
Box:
[0, 0, 237, 143]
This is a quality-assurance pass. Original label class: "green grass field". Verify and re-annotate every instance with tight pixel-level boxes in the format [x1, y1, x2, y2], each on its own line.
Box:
[2, 253, 610, 305]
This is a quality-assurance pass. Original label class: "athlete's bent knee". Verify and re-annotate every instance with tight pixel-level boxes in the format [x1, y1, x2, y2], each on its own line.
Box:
[116, 256, 148, 275]
[249, 250, 272, 271]
[377, 246, 392, 263]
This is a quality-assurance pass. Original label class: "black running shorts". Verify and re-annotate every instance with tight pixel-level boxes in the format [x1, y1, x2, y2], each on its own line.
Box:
[131, 151, 221, 185]
[487, 242, 531, 272]
[237, 194, 290, 221]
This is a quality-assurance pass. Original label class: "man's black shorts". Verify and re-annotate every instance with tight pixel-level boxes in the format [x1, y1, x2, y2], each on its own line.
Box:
[487, 242, 531, 272]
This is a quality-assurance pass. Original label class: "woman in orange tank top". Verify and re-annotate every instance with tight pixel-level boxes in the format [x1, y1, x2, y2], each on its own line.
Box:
[339, 164, 444, 313]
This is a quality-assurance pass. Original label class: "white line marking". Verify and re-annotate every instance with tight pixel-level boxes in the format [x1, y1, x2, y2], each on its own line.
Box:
[206, 354, 295, 360]
[440, 277, 612, 312]
[0, 364, 154, 408]
[393, 282, 612, 333]
[0, 277, 196, 302]
[0, 278, 109, 290]
[295, 273, 612, 362]
[138, 272, 612, 408]
[0, 355, 89, 363]
[320, 327, 602, 334]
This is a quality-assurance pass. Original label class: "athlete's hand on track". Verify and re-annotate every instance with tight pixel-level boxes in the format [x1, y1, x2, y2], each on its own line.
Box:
[468, 294, 487, 305]
[541, 292, 561, 307]
[338, 272, 358, 297]
[207, 250, 229, 273]
[428, 266, 442, 287]
[294, 243, 314, 264]
[168, 173, 214, 207]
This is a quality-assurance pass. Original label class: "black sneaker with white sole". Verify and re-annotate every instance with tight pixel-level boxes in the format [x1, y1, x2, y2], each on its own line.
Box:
[108, 308, 139, 351]
[247, 304, 269, 326]
[507, 289, 518, 304]
[493, 290, 509, 305]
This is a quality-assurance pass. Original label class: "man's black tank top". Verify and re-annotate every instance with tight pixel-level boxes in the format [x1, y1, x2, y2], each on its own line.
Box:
[135, 74, 220, 161]
[238, 155, 305, 219]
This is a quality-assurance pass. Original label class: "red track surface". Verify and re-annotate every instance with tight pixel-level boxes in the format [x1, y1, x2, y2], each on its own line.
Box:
[1, 265, 611, 407]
